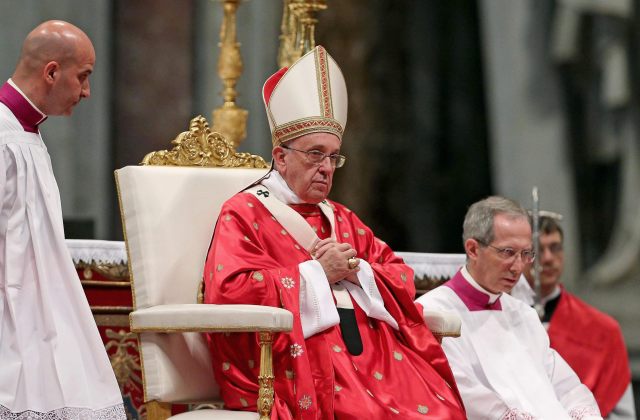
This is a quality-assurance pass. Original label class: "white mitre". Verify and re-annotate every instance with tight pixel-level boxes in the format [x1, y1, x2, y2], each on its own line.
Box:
[262, 45, 348, 147]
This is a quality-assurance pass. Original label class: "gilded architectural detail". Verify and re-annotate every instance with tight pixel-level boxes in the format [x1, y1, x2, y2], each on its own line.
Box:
[141, 116, 268, 168]
[105, 329, 142, 392]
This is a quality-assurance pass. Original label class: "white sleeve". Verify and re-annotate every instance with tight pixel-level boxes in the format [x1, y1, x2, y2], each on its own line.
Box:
[298, 260, 340, 338]
[342, 260, 399, 330]
[546, 348, 603, 419]
[606, 382, 636, 420]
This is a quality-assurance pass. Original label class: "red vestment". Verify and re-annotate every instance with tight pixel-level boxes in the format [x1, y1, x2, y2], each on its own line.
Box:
[204, 192, 465, 419]
[547, 288, 631, 416]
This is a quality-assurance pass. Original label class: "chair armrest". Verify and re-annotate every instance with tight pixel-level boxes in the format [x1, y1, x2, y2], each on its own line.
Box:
[130, 304, 293, 333]
[423, 310, 461, 340]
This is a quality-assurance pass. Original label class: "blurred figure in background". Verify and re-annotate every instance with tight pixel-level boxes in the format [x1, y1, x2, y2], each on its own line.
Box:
[523, 214, 635, 419]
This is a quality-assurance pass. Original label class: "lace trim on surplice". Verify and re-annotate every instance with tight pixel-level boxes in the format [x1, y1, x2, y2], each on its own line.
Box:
[500, 408, 537, 420]
[569, 405, 601, 419]
[0, 403, 126, 420]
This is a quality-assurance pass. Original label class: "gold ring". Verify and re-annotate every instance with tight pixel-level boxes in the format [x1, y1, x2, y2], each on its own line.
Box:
[348, 257, 359, 269]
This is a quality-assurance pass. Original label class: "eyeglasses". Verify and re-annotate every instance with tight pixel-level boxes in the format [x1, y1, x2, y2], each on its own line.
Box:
[281, 144, 346, 168]
[476, 239, 536, 263]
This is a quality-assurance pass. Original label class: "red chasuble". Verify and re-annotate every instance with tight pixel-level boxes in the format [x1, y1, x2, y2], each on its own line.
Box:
[204, 193, 465, 419]
[547, 288, 631, 416]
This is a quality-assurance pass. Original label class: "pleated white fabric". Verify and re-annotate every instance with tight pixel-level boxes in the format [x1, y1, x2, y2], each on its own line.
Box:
[0, 103, 124, 419]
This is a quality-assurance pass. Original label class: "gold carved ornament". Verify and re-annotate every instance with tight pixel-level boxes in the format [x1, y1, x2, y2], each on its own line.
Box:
[212, 0, 248, 149]
[105, 329, 143, 392]
[278, 0, 327, 68]
[141, 115, 268, 168]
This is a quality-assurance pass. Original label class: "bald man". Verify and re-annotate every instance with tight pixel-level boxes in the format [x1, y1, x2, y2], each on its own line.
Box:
[0, 21, 125, 418]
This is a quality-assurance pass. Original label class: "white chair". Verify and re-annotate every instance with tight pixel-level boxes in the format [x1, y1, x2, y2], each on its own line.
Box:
[115, 116, 292, 420]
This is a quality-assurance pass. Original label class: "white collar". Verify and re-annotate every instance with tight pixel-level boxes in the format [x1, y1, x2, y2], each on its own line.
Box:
[461, 265, 502, 304]
[260, 170, 303, 205]
[8, 78, 47, 119]
[540, 285, 561, 305]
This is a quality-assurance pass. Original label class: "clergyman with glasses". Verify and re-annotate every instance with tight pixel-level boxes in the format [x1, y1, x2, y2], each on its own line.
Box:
[202, 46, 466, 419]
[416, 196, 603, 419]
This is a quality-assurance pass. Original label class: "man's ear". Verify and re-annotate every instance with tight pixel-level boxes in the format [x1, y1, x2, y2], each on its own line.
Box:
[273, 146, 286, 172]
[43, 61, 60, 85]
[464, 238, 480, 261]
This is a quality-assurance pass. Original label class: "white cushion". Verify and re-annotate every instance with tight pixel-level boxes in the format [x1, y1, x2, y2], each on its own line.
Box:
[170, 409, 258, 419]
[140, 332, 218, 402]
[423, 310, 461, 338]
[130, 304, 293, 332]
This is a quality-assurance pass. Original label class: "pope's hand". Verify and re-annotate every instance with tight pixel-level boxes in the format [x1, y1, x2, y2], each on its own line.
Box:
[313, 238, 360, 285]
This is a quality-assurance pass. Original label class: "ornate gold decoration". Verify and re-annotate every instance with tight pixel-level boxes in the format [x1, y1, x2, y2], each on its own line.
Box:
[212, 0, 249, 149]
[105, 329, 143, 392]
[78, 262, 129, 281]
[414, 276, 450, 297]
[145, 401, 171, 420]
[141, 116, 268, 168]
[257, 331, 275, 420]
[278, 0, 327, 67]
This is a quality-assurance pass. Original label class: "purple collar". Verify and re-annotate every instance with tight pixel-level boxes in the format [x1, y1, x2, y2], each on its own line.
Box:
[445, 271, 502, 311]
[0, 81, 47, 133]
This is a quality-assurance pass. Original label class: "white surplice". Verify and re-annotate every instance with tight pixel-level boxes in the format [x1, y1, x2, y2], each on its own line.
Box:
[0, 86, 124, 418]
[417, 267, 602, 420]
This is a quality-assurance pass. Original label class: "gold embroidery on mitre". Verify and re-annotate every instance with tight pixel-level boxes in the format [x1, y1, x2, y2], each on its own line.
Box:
[315, 46, 333, 118]
[253, 271, 264, 282]
[273, 117, 344, 146]
[417, 405, 429, 414]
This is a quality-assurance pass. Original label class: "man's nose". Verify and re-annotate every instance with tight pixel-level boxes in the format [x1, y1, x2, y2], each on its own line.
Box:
[81, 79, 91, 98]
[318, 156, 333, 172]
[510, 254, 526, 272]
